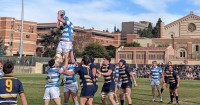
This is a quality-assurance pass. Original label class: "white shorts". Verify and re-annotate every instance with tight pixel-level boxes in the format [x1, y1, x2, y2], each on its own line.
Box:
[151, 79, 160, 86]
[43, 87, 60, 99]
[115, 82, 121, 88]
[56, 41, 72, 54]
[64, 83, 78, 93]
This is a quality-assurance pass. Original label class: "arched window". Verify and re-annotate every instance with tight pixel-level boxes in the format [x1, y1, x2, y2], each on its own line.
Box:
[180, 50, 186, 58]
[196, 45, 199, 51]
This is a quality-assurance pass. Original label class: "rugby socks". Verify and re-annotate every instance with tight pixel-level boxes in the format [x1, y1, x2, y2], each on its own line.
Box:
[120, 100, 124, 105]
[170, 95, 174, 102]
[161, 88, 164, 94]
[63, 103, 68, 105]
[176, 96, 179, 103]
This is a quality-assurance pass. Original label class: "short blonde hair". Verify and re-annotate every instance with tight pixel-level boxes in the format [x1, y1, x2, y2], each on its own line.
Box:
[152, 61, 157, 64]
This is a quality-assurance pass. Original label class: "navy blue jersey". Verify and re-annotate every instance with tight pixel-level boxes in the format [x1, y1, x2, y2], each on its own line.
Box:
[100, 64, 115, 84]
[168, 71, 178, 84]
[119, 66, 132, 83]
[74, 65, 96, 86]
[0, 76, 24, 104]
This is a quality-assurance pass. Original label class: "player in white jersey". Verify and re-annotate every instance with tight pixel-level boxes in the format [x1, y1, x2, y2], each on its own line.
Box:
[0, 61, 3, 78]
[43, 59, 62, 105]
[62, 52, 79, 105]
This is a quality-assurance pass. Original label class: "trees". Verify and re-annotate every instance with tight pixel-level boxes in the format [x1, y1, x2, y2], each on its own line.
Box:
[137, 18, 162, 38]
[124, 42, 141, 47]
[105, 45, 116, 58]
[0, 38, 7, 56]
[153, 18, 162, 38]
[82, 43, 108, 58]
[38, 29, 61, 57]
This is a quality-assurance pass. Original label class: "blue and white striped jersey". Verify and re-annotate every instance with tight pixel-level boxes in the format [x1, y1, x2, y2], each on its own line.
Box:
[150, 66, 162, 80]
[63, 63, 77, 84]
[0, 70, 3, 78]
[115, 65, 119, 80]
[61, 16, 74, 41]
[45, 67, 60, 88]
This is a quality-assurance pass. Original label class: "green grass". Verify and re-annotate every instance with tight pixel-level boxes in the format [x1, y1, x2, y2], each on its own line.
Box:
[13, 74, 200, 105]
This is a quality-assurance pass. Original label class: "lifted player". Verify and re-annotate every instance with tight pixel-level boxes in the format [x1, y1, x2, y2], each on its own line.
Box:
[55, 10, 74, 72]
[0, 61, 27, 105]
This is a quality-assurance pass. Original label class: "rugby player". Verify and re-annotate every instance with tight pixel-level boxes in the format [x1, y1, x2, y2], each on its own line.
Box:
[168, 65, 180, 105]
[62, 56, 97, 105]
[98, 56, 117, 105]
[149, 61, 163, 102]
[0, 61, 27, 105]
[43, 59, 62, 105]
[118, 60, 138, 105]
[55, 10, 74, 72]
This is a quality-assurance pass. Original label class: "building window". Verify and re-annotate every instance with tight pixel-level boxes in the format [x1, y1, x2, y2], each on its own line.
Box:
[136, 54, 140, 59]
[149, 54, 156, 60]
[120, 54, 126, 59]
[180, 50, 186, 57]
[196, 45, 199, 51]
[127, 54, 133, 60]
[26, 35, 30, 38]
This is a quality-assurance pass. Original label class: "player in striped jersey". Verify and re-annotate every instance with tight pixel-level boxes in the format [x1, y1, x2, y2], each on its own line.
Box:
[43, 59, 62, 105]
[0, 61, 3, 78]
[114, 63, 120, 104]
[118, 60, 137, 105]
[55, 10, 74, 74]
[0, 61, 27, 105]
[98, 56, 117, 105]
[167, 65, 180, 105]
[62, 56, 97, 105]
[149, 61, 163, 102]
[161, 61, 172, 94]
[62, 52, 79, 105]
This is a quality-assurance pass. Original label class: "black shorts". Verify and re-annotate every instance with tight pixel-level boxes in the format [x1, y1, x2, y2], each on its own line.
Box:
[121, 81, 132, 89]
[164, 76, 168, 83]
[169, 83, 177, 90]
[101, 82, 115, 93]
[80, 85, 96, 97]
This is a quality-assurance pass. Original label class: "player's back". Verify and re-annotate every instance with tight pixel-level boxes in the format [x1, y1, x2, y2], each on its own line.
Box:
[0, 76, 24, 104]
[45, 67, 60, 88]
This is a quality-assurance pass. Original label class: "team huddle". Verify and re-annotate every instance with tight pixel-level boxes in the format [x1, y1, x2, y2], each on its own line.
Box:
[0, 10, 180, 105]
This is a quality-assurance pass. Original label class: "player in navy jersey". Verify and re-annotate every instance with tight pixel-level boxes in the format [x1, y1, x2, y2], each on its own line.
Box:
[167, 65, 180, 105]
[43, 59, 62, 105]
[161, 61, 172, 94]
[0, 61, 3, 78]
[0, 61, 27, 105]
[62, 56, 97, 105]
[55, 10, 74, 73]
[118, 60, 138, 105]
[149, 61, 163, 102]
[98, 56, 117, 105]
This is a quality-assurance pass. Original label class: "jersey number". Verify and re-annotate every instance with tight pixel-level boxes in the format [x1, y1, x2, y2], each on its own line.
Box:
[6, 79, 13, 92]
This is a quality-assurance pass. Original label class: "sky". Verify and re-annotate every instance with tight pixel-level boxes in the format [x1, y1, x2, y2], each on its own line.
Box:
[0, 0, 200, 32]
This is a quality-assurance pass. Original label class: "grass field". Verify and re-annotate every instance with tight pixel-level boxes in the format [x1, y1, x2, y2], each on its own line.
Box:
[13, 73, 200, 105]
